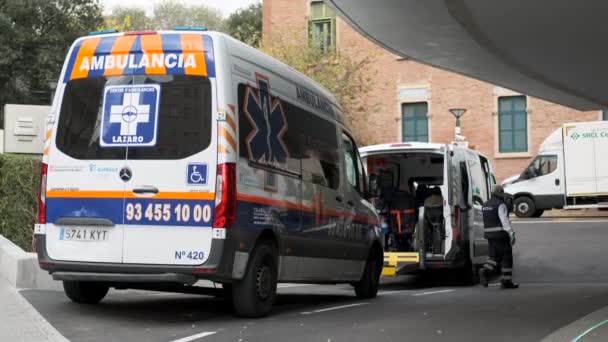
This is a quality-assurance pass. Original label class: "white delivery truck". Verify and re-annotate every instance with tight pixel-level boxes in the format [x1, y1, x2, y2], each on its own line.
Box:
[504, 121, 608, 217]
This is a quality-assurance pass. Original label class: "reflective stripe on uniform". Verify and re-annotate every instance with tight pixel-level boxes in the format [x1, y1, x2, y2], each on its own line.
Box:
[487, 260, 497, 266]
[484, 227, 504, 232]
[484, 264, 494, 271]
[502, 275, 512, 280]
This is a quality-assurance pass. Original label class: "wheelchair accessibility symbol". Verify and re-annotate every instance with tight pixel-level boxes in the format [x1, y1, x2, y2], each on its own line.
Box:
[187, 163, 208, 185]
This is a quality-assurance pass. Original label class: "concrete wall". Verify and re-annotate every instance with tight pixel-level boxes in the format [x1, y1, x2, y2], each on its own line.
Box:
[0, 235, 60, 290]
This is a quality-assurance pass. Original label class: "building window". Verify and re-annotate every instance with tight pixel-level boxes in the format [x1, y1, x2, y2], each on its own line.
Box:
[498, 96, 528, 153]
[309, 1, 336, 53]
[603, 109, 608, 121]
[401, 102, 428, 142]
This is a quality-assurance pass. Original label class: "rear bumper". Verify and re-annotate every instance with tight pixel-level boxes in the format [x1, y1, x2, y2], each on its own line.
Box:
[52, 271, 198, 285]
[35, 234, 236, 282]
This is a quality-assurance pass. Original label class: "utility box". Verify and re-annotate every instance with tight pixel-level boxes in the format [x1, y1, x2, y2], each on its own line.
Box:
[2, 104, 50, 154]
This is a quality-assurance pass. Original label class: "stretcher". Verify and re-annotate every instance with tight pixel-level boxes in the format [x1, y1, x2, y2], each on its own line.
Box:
[381, 252, 420, 277]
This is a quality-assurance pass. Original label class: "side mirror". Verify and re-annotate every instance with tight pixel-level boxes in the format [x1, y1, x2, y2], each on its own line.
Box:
[368, 173, 379, 197]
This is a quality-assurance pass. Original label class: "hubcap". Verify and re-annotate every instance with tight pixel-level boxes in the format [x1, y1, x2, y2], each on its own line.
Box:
[518, 203, 529, 213]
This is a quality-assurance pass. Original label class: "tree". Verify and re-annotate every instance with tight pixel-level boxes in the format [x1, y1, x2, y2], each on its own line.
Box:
[226, 3, 262, 47]
[262, 32, 381, 145]
[150, 0, 225, 31]
[0, 0, 104, 108]
[104, 6, 150, 31]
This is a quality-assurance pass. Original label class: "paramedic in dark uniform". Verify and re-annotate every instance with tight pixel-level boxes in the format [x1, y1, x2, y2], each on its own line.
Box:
[479, 184, 519, 289]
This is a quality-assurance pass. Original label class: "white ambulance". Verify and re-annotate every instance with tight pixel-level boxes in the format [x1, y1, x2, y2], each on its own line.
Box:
[35, 28, 382, 317]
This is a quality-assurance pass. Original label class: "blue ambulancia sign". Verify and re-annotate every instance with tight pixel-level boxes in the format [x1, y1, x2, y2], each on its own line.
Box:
[100, 85, 160, 147]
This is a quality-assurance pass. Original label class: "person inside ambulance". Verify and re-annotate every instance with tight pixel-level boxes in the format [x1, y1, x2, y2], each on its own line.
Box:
[480, 184, 519, 289]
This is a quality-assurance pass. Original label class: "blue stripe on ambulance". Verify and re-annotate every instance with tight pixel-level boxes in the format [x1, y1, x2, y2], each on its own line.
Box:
[63, 40, 83, 83]
[203, 35, 216, 78]
[88, 36, 118, 78]
[122, 35, 145, 75]
[161, 34, 185, 75]
[46, 198, 215, 227]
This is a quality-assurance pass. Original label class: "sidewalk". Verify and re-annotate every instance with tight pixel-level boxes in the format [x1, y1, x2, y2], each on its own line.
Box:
[0, 278, 69, 342]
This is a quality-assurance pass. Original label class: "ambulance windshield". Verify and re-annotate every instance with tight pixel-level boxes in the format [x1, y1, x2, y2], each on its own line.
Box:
[55, 75, 212, 160]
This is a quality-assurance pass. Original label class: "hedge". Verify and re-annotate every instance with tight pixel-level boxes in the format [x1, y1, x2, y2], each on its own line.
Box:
[0, 154, 41, 251]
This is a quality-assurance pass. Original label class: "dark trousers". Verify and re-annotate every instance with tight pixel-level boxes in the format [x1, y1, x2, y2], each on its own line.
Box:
[483, 231, 513, 282]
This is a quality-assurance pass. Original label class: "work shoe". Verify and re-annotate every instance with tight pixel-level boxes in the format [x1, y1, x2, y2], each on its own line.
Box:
[479, 268, 489, 287]
[500, 281, 519, 289]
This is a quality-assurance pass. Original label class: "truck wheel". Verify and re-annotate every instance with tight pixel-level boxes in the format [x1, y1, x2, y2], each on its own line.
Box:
[533, 209, 545, 218]
[63, 281, 109, 304]
[231, 241, 278, 318]
[354, 249, 382, 299]
[514, 197, 536, 218]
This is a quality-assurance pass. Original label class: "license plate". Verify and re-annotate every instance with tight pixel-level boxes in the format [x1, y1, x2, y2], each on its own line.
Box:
[60, 227, 109, 242]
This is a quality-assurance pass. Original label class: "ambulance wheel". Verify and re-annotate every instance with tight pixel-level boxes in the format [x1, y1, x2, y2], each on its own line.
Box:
[514, 197, 536, 218]
[465, 263, 481, 285]
[533, 210, 545, 218]
[354, 247, 382, 299]
[63, 281, 109, 304]
[232, 241, 278, 318]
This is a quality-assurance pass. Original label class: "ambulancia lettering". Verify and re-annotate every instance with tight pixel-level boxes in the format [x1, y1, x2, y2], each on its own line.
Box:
[79, 53, 197, 71]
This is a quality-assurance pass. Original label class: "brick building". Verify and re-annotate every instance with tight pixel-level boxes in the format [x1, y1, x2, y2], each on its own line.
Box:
[263, 0, 607, 181]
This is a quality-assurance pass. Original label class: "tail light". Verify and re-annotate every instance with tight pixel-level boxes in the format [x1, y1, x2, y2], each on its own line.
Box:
[213, 163, 236, 228]
[37, 163, 48, 224]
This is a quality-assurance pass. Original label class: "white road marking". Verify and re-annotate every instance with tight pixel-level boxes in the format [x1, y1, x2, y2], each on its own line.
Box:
[514, 219, 608, 224]
[278, 284, 312, 289]
[378, 290, 411, 296]
[300, 302, 369, 315]
[412, 289, 454, 296]
[170, 331, 217, 342]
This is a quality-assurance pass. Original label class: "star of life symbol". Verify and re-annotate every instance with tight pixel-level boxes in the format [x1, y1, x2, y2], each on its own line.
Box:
[110, 92, 150, 136]
[243, 74, 289, 167]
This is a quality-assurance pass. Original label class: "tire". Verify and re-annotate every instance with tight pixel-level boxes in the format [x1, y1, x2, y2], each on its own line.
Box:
[514, 197, 536, 218]
[354, 249, 381, 299]
[532, 209, 545, 218]
[232, 241, 278, 318]
[63, 281, 109, 304]
[464, 263, 480, 285]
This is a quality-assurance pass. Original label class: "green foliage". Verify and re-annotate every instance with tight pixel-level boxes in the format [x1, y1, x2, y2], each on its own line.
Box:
[152, 0, 225, 31]
[261, 32, 381, 145]
[105, 6, 151, 31]
[0, 0, 104, 107]
[226, 3, 262, 47]
[105, 0, 226, 32]
[0, 154, 41, 251]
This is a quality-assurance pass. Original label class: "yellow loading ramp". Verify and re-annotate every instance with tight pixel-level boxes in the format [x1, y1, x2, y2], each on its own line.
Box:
[382, 252, 420, 277]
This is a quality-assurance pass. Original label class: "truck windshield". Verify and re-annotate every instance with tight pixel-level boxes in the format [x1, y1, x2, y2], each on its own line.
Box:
[522, 155, 558, 179]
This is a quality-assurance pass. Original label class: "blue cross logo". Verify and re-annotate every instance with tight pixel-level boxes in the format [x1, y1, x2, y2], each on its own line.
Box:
[243, 74, 289, 166]
[101, 85, 160, 147]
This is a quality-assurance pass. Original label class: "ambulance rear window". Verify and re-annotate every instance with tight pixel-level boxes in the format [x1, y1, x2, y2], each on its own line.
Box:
[55, 75, 212, 160]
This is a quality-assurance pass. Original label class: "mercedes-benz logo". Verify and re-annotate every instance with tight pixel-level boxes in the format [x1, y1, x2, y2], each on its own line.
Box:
[119, 167, 132, 182]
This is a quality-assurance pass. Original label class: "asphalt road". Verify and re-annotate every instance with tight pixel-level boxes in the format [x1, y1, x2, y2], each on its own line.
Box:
[21, 218, 608, 342]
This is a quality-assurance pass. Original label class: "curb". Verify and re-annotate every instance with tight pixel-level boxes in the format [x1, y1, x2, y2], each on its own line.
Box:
[0, 235, 61, 291]
[8, 284, 71, 342]
[542, 304, 608, 341]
